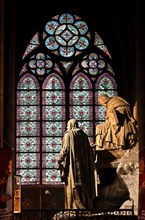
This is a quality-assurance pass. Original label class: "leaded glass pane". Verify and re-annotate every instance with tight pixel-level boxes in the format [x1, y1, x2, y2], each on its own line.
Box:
[17, 73, 40, 90]
[42, 137, 62, 152]
[42, 90, 65, 105]
[17, 121, 40, 136]
[70, 106, 93, 120]
[17, 106, 40, 120]
[16, 137, 40, 152]
[70, 73, 92, 89]
[16, 169, 40, 184]
[17, 90, 40, 105]
[95, 73, 117, 90]
[69, 90, 93, 105]
[43, 74, 65, 89]
[16, 153, 40, 168]
[78, 121, 93, 136]
[95, 105, 106, 121]
[42, 153, 60, 168]
[42, 106, 65, 120]
[42, 169, 61, 184]
[42, 121, 65, 136]
[95, 73, 118, 122]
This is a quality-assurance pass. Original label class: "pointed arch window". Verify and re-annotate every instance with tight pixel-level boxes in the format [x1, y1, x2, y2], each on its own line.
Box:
[16, 13, 118, 185]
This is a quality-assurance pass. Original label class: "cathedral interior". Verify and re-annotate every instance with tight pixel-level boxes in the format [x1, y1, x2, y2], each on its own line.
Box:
[0, 0, 145, 219]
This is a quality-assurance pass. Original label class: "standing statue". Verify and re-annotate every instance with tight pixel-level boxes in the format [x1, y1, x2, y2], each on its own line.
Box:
[95, 94, 137, 150]
[57, 118, 96, 209]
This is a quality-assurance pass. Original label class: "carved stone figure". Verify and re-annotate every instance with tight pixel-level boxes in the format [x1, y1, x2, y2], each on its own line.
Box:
[95, 94, 137, 150]
[57, 118, 96, 209]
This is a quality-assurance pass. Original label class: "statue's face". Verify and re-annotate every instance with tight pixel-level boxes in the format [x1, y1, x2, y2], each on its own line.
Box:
[67, 119, 77, 130]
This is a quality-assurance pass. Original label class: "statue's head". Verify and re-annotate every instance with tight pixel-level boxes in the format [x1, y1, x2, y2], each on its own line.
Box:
[98, 94, 111, 106]
[67, 118, 79, 130]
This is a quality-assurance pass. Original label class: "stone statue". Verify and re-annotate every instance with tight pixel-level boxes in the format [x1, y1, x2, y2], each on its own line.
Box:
[95, 94, 137, 150]
[57, 118, 96, 209]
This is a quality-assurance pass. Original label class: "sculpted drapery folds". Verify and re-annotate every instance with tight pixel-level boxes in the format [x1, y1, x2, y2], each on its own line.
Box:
[95, 94, 137, 150]
[57, 119, 96, 209]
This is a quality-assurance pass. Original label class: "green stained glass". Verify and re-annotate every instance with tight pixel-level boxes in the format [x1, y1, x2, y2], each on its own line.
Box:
[17, 121, 40, 136]
[16, 137, 40, 152]
[42, 137, 62, 152]
[16, 169, 40, 184]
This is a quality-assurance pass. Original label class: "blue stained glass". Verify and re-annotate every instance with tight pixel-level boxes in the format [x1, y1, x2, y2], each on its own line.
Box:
[55, 24, 66, 35]
[77, 121, 93, 137]
[42, 153, 60, 168]
[42, 169, 61, 184]
[59, 46, 74, 57]
[68, 25, 78, 35]
[55, 36, 67, 46]
[95, 105, 106, 121]
[16, 169, 40, 185]
[43, 73, 65, 89]
[42, 121, 65, 136]
[75, 37, 89, 50]
[42, 106, 65, 120]
[17, 90, 40, 105]
[59, 13, 74, 24]
[42, 137, 62, 152]
[95, 73, 117, 90]
[42, 90, 65, 105]
[17, 121, 40, 136]
[17, 106, 40, 120]
[16, 153, 40, 168]
[45, 21, 59, 34]
[16, 137, 40, 152]
[70, 105, 93, 120]
[45, 36, 59, 50]
[17, 73, 40, 90]
[74, 21, 88, 34]
[70, 90, 93, 105]
[70, 73, 92, 89]
[68, 36, 79, 46]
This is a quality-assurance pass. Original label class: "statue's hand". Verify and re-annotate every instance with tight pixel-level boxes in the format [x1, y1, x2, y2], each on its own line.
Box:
[90, 142, 96, 148]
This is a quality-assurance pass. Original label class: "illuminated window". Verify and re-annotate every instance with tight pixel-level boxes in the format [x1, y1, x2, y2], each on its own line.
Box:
[16, 13, 117, 185]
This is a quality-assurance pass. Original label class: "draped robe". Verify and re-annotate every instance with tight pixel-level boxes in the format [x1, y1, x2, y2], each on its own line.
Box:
[58, 128, 96, 209]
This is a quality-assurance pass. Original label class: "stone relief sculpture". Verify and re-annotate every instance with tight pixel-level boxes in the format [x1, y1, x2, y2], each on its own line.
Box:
[95, 94, 138, 150]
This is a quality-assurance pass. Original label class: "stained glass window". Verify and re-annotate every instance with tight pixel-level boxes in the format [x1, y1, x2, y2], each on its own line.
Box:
[16, 13, 118, 185]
